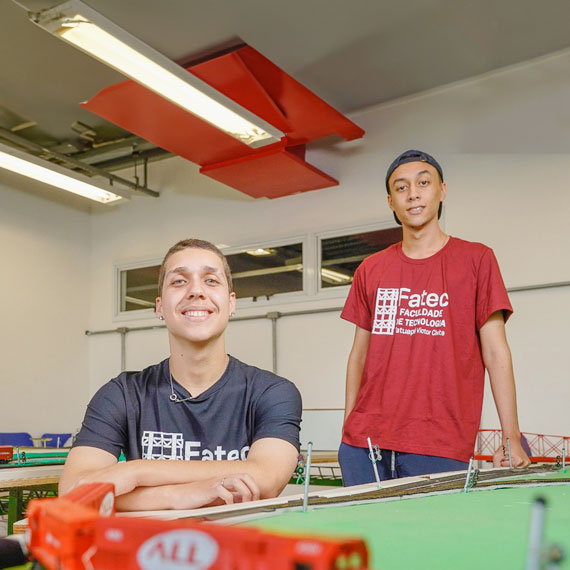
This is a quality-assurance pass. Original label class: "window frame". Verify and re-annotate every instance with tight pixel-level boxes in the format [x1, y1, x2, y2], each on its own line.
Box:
[113, 256, 162, 321]
[222, 234, 310, 309]
[315, 220, 401, 296]
[111, 221, 408, 321]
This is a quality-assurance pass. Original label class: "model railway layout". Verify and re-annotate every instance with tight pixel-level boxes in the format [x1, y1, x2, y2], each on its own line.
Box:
[0, 446, 67, 468]
[3, 464, 567, 570]
[185, 463, 570, 523]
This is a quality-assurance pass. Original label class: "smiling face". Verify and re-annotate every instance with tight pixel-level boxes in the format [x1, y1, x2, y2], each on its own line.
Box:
[387, 162, 447, 229]
[155, 247, 236, 347]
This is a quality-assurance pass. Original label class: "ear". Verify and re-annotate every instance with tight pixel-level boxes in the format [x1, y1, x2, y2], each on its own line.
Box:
[229, 292, 237, 316]
[440, 181, 447, 202]
[386, 192, 395, 212]
[155, 297, 163, 319]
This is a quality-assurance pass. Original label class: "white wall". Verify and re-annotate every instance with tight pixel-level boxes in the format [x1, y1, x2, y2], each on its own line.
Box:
[2, 49, 569, 448]
[0, 173, 91, 436]
[86, 49, 570, 448]
[481, 286, 570, 436]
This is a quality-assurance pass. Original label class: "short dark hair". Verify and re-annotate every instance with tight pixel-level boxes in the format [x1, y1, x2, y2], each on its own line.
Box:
[158, 239, 233, 296]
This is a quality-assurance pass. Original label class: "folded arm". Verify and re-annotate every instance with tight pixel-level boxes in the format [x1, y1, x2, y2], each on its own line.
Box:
[59, 436, 298, 510]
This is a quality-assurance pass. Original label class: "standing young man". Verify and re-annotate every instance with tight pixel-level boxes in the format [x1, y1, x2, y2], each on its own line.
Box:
[61, 239, 302, 509]
[339, 150, 530, 485]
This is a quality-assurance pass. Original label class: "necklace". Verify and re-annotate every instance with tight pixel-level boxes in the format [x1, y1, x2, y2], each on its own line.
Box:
[169, 372, 194, 403]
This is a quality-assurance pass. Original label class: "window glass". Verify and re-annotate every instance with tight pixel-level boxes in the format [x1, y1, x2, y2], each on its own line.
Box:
[320, 227, 402, 289]
[226, 243, 303, 300]
[119, 265, 160, 311]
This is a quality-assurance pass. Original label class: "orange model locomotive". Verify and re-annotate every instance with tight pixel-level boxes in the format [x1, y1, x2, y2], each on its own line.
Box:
[26, 483, 370, 570]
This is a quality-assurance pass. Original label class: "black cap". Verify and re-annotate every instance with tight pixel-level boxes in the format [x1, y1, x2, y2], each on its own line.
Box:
[385, 149, 444, 193]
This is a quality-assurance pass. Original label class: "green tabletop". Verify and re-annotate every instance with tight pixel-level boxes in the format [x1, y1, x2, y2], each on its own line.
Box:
[242, 482, 570, 569]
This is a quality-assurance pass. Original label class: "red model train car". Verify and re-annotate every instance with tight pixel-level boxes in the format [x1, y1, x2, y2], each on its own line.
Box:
[26, 483, 370, 570]
[0, 446, 13, 463]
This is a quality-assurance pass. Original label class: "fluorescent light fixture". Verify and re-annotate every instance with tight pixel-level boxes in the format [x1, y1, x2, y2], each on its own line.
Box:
[246, 248, 277, 256]
[30, 0, 284, 148]
[0, 142, 126, 204]
[321, 267, 352, 284]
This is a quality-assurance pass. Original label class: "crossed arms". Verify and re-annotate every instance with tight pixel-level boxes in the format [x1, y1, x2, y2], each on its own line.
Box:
[59, 437, 298, 511]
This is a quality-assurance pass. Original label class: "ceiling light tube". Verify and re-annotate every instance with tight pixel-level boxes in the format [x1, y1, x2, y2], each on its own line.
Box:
[30, 0, 284, 148]
[0, 142, 127, 204]
[245, 248, 277, 256]
[321, 267, 352, 284]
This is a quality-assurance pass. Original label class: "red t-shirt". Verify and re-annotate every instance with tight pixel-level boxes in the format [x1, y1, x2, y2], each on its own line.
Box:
[341, 237, 512, 462]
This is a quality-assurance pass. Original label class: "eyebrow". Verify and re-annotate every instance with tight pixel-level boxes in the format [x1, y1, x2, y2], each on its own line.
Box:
[166, 265, 222, 278]
[391, 170, 433, 186]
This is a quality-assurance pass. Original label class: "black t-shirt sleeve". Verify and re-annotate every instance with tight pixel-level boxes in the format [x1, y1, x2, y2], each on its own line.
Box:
[73, 378, 128, 458]
[252, 378, 302, 451]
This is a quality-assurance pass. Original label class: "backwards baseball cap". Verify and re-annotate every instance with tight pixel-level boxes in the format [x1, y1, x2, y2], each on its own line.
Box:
[385, 149, 443, 193]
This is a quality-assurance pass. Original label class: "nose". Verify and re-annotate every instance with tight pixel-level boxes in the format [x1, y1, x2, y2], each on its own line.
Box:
[186, 289, 205, 299]
[186, 276, 206, 298]
[408, 184, 420, 201]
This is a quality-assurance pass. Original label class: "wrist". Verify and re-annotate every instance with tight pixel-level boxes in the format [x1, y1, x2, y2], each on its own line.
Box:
[501, 431, 521, 441]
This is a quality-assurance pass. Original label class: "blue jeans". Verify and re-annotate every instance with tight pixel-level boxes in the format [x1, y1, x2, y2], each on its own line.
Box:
[339, 442, 469, 486]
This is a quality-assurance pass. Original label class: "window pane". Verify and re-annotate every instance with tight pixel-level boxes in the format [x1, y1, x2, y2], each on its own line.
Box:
[226, 243, 303, 300]
[120, 265, 160, 311]
[320, 227, 402, 289]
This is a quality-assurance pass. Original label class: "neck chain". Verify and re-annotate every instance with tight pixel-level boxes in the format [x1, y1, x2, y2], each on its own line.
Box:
[169, 372, 194, 403]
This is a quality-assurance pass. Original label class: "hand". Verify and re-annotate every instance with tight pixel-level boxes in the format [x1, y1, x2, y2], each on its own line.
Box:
[163, 473, 260, 510]
[492, 439, 531, 468]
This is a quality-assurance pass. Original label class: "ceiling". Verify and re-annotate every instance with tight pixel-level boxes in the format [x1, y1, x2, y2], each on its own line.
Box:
[2, 0, 570, 189]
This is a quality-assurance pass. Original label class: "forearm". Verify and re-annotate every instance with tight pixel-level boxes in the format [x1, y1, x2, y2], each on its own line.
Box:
[480, 312, 530, 468]
[344, 326, 370, 422]
[127, 458, 264, 494]
[345, 361, 364, 421]
[116, 439, 296, 500]
[485, 341, 521, 440]
[59, 446, 119, 495]
[115, 483, 177, 511]
[115, 473, 259, 512]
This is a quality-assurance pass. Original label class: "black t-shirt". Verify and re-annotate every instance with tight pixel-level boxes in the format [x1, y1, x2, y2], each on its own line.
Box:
[74, 356, 302, 461]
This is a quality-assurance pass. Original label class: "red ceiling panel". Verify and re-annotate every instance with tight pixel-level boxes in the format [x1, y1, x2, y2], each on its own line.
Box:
[81, 45, 364, 198]
[83, 76, 282, 166]
[201, 145, 338, 199]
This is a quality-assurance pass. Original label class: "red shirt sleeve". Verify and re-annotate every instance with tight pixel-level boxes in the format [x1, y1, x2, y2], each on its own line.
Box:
[475, 248, 513, 330]
[341, 262, 373, 331]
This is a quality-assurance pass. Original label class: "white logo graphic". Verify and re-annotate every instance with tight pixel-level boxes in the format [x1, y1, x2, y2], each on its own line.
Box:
[372, 288, 399, 335]
[142, 432, 250, 462]
[373, 287, 448, 337]
[142, 431, 184, 460]
[137, 530, 218, 570]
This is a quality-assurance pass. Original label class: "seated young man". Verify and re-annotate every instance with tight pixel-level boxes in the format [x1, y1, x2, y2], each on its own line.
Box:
[60, 239, 302, 510]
